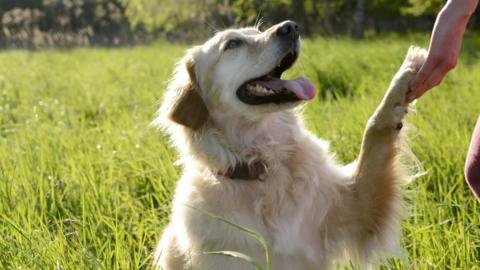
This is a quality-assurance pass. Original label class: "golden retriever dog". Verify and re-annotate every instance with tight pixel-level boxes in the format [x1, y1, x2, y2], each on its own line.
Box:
[153, 20, 426, 269]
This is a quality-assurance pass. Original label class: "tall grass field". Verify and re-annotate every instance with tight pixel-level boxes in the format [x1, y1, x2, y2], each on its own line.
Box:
[0, 34, 479, 269]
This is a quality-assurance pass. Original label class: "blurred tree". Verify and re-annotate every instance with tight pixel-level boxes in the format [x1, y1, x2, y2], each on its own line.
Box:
[292, 0, 310, 34]
[401, 0, 444, 16]
[369, 0, 409, 16]
[323, 0, 335, 35]
[103, 0, 450, 40]
[0, 0, 130, 47]
[350, 0, 366, 38]
[0, 0, 474, 48]
[121, 0, 208, 32]
[121, 0, 291, 38]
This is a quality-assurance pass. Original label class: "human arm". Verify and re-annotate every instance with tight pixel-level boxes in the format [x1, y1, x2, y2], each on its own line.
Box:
[465, 117, 480, 202]
[407, 0, 478, 102]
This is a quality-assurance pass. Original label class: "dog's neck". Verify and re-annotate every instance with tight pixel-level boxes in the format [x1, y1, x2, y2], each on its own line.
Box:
[188, 110, 304, 177]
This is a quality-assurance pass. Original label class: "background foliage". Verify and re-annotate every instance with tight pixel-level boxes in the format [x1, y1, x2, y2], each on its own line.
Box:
[0, 0, 471, 47]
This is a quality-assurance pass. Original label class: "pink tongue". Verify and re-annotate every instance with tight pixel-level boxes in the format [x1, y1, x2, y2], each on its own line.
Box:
[258, 77, 317, 100]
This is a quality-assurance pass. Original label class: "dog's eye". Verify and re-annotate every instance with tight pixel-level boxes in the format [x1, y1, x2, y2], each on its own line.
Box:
[224, 39, 243, 51]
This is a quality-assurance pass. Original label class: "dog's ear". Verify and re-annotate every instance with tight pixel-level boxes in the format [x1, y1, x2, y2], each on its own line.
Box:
[168, 57, 209, 130]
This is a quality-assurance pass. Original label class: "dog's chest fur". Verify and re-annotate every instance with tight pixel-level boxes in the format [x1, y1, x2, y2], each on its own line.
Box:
[170, 112, 351, 269]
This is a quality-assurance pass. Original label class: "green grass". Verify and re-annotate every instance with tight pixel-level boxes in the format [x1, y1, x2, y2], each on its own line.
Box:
[0, 33, 479, 269]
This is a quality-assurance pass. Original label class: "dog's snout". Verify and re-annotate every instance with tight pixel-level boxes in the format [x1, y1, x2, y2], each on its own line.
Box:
[276, 21, 299, 38]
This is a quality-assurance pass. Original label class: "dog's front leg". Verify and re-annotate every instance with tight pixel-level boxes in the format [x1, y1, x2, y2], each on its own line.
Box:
[351, 47, 426, 249]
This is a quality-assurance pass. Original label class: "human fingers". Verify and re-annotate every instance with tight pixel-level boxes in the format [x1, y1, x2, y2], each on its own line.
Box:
[419, 65, 449, 92]
[407, 57, 439, 101]
[407, 64, 449, 102]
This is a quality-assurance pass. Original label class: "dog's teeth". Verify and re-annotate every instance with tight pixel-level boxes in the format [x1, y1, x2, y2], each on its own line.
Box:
[246, 82, 282, 96]
[246, 83, 276, 96]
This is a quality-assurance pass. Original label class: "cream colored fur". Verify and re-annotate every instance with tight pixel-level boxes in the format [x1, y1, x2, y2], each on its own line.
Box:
[152, 22, 426, 270]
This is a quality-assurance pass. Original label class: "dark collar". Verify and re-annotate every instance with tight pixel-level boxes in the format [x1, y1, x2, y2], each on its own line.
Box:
[221, 161, 267, 181]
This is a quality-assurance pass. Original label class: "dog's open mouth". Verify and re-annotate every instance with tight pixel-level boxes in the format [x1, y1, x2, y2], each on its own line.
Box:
[236, 50, 316, 105]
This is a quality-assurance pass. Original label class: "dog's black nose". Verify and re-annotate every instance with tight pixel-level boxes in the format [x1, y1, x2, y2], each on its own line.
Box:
[276, 21, 299, 38]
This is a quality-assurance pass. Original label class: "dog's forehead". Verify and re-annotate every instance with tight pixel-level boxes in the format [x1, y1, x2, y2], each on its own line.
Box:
[238, 27, 262, 35]
[223, 27, 262, 40]
[205, 27, 262, 47]
[222, 27, 261, 37]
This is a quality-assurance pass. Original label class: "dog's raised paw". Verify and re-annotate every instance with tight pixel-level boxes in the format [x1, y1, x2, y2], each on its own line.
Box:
[402, 46, 428, 72]
[370, 47, 426, 131]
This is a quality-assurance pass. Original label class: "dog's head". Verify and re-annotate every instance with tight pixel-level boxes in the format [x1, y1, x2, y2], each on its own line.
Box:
[158, 20, 316, 130]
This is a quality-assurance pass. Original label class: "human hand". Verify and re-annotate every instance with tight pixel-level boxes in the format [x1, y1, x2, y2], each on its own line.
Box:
[407, 0, 478, 102]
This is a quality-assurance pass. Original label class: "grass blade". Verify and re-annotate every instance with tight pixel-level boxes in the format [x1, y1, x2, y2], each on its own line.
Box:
[204, 251, 262, 270]
[185, 204, 270, 270]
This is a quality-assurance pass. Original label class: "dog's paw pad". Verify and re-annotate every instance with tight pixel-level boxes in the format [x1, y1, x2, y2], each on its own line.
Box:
[393, 105, 408, 122]
[393, 105, 407, 114]
[391, 105, 408, 130]
[396, 122, 403, 130]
